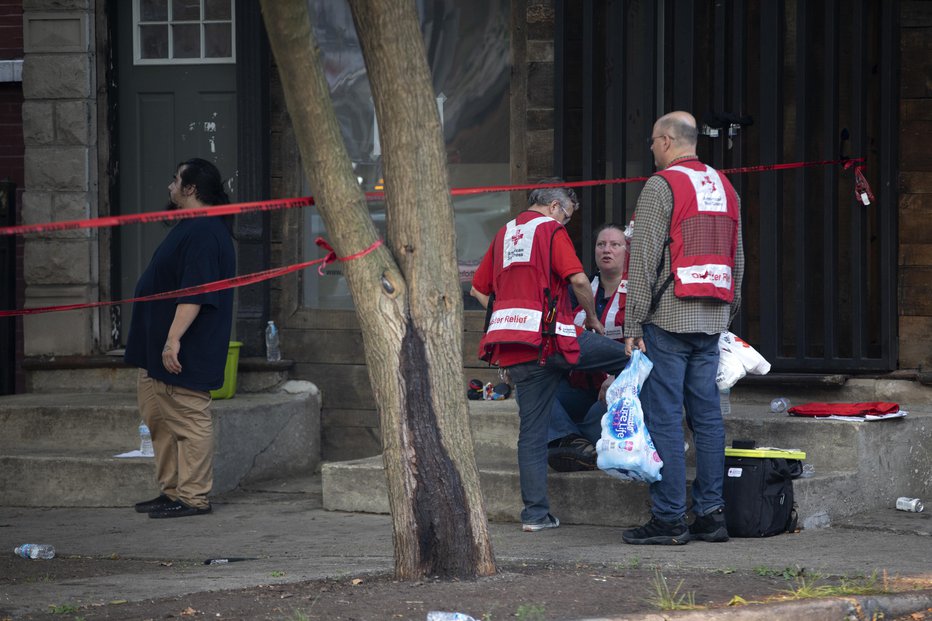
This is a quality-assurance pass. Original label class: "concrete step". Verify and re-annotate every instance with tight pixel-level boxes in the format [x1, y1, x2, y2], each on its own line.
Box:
[322, 454, 861, 528]
[468, 400, 863, 472]
[22, 355, 292, 395]
[0, 385, 322, 507]
[322, 398, 932, 528]
[0, 393, 141, 451]
[0, 449, 160, 507]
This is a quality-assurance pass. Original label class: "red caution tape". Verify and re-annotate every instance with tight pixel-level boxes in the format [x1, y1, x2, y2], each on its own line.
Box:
[0, 196, 313, 236]
[0, 157, 865, 237]
[0, 156, 869, 316]
[853, 167, 875, 205]
[0, 237, 382, 317]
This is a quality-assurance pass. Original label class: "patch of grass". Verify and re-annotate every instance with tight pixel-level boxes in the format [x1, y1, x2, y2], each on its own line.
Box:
[270, 570, 286, 578]
[286, 611, 310, 621]
[835, 571, 891, 596]
[777, 573, 836, 600]
[47, 604, 79, 614]
[514, 603, 546, 621]
[778, 570, 892, 600]
[753, 565, 806, 579]
[646, 567, 702, 611]
[23, 573, 53, 584]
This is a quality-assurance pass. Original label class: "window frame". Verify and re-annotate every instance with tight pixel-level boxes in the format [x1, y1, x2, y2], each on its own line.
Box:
[133, 0, 237, 66]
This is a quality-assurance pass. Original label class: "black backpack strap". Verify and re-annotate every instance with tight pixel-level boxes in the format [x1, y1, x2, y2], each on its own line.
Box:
[648, 236, 674, 315]
[482, 292, 496, 332]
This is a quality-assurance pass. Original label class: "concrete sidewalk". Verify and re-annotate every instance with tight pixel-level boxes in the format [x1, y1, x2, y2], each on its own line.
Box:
[1, 474, 930, 620]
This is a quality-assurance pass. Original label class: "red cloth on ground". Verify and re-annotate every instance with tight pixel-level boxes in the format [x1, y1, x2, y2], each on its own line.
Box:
[787, 402, 900, 417]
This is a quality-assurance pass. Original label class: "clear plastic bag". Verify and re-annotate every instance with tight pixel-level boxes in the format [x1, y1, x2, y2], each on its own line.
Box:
[596, 350, 663, 483]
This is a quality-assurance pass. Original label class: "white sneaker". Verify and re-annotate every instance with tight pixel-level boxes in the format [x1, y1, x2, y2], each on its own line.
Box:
[522, 513, 560, 532]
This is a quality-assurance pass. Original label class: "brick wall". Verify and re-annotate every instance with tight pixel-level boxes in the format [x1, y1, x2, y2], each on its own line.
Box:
[0, 0, 22, 391]
[898, 1, 932, 370]
[0, 0, 23, 59]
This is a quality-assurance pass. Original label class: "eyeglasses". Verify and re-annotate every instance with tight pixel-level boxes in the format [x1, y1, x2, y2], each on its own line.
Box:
[558, 203, 573, 223]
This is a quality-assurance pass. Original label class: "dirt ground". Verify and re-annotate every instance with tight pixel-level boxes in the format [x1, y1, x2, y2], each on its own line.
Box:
[4, 557, 931, 621]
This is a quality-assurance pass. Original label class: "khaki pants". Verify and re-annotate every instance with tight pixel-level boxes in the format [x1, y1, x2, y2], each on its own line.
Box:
[137, 369, 214, 509]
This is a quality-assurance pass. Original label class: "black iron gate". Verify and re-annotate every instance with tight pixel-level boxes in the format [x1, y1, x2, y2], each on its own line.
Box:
[1, 181, 15, 394]
[556, 0, 899, 373]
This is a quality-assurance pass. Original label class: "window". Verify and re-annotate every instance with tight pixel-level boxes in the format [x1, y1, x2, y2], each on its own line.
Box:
[302, 0, 511, 310]
[134, 0, 235, 65]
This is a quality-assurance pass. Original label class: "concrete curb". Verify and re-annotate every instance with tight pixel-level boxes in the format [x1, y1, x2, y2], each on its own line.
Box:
[575, 590, 932, 620]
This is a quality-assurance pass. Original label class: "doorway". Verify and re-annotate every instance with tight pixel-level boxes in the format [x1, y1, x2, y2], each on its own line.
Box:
[113, 0, 238, 342]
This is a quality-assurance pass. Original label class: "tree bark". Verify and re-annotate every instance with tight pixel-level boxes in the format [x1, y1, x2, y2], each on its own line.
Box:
[259, 0, 496, 580]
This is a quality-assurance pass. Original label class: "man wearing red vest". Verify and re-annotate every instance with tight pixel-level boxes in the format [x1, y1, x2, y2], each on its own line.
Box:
[624, 111, 745, 545]
[471, 181, 630, 532]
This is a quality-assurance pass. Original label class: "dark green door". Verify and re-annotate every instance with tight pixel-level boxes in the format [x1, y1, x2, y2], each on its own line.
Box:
[116, 0, 237, 340]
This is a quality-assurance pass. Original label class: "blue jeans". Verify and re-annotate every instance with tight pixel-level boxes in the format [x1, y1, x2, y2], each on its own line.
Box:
[509, 331, 629, 524]
[640, 324, 724, 522]
[548, 379, 603, 446]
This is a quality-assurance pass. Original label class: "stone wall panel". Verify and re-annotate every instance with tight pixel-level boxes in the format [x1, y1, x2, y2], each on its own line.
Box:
[21, 100, 53, 144]
[23, 1, 90, 11]
[24, 238, 92, 284]
[22, 54, 90, 99]
[56, 99, 90, 144]
[24, 145, 87, 190]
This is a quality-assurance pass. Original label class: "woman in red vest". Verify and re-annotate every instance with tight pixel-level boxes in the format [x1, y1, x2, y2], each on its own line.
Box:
[547, 223, 631, 472]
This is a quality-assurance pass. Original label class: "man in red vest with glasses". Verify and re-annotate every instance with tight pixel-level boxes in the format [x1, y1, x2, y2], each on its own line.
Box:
[624, 111, 745, 545]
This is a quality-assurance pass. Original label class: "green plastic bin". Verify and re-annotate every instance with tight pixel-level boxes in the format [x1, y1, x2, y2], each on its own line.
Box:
[210, 341, 242, 399]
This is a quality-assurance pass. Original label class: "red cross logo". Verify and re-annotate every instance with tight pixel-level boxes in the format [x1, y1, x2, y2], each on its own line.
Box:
[701, 175, 717, 193]
[510, 230, 524, 246]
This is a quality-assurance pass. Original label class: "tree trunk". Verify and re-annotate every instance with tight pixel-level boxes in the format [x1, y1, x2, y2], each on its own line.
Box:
[259, 0, 497, 580]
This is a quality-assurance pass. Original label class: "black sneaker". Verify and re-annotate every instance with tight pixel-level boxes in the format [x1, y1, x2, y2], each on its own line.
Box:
[134, 494, 174, 514]
[547, 434, 597, 472]
[148, 500, 212, 519]
[622, 516, 690, 545]
[688, 507, 729, 542]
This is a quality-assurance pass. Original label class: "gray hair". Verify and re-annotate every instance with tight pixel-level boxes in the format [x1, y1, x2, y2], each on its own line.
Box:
[657, 116, 698, 147]
[528, 177, 579, 212]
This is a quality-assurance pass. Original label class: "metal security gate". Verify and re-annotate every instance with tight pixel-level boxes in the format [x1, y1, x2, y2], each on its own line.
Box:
[556, 0, 899, 373]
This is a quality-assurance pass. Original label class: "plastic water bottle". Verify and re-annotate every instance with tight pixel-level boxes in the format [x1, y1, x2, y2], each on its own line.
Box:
[800, 463, 815, 478]
[138, 422, 154, 456]
[770, 397, 791, 413]
[265, 320, 281, 362]
[719, 388, 731, 417]
[426, 613, 477, 621]
[14, 544, 55, 560]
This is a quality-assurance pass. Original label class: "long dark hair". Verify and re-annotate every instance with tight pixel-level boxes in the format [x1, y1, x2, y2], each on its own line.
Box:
[178, 158, 230, 206]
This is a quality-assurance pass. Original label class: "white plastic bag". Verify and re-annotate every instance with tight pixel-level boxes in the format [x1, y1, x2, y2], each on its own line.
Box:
[716, 331, 771, 391]
[596, 350, 663, 483]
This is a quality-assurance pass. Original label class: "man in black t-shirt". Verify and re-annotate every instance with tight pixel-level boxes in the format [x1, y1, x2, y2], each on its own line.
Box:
[124, 158, 236, 519]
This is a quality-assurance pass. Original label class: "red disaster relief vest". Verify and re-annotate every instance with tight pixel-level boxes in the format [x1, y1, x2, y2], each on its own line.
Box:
[655, 160, 740, 303]
[573, 274, 626, 340]
[568, 273, 626, 390]
[478, 215, 580, 366]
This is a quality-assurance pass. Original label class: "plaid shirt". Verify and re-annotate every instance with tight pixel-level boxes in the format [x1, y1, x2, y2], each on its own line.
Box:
[623, 174, 745, 338]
